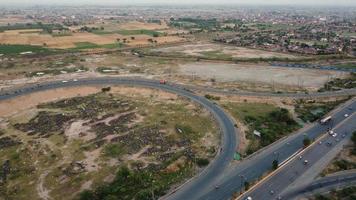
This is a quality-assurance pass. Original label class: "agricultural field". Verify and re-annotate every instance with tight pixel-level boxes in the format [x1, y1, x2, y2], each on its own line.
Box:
[150, 42, 299, 59]
[0, 28, 184, 50]
[0, 86, 219, 200]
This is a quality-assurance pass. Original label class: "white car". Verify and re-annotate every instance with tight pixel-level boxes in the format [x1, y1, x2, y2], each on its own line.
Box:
[332, 133, 338, 137]
[61, 80, 68, 83]
[73, 79, 78, 82]
[246, 197, 252, 200]
[344, 114, 349, 118]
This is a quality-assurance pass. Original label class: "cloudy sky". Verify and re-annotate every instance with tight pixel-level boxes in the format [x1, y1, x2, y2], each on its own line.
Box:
[2, 0, 356, 6]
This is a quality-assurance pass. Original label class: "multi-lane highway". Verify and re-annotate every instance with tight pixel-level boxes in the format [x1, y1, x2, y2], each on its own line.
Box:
[283, 170, 356, 199]
[198, 98, 355, 200]
[0, 77, 355, 200]
[0, 77, 237, 200]
[239, 111, 356, 200]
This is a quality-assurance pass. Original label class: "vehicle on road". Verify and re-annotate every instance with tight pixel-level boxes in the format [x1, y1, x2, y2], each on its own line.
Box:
[62, 80, 68, 83]
[304, 160, 308, 165]
[73, 79, 78, 82]
[319, 141, 322, 145]
[320, 116, 332, 124]
[332, 133, 338, 137]
[329, 130, 334, 135]
[159, 80, 167, 84]
[344, 114, 349, 118]
[245, 197, 252, 200]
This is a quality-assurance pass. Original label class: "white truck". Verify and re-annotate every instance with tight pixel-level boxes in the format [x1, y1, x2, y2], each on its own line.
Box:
[320, 116, 332, 124]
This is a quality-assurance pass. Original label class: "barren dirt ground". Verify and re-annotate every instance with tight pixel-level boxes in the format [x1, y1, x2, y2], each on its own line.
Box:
[179, 62, 348, 89]
[152, 42, 299, 59]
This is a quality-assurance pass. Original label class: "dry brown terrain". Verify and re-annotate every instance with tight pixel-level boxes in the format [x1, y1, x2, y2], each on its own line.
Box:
[179, 62, 348, 90]
[0, 29, 184, 49]
[152, 42, 299, 59]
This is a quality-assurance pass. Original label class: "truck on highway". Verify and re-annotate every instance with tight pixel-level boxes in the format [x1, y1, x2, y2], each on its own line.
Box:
[320, 116, 332, 124]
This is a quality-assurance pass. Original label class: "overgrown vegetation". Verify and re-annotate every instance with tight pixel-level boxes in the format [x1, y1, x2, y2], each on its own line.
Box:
[314, 186, 356, 200]
[0, 23, 66, 33]
[79, 165, 193, 200]
[0, 44, 53, 55]
[222, 103, 299, 155]
[2, 91, 218, 199]
[321, 73, 356, 91]
[295, 99, 348, 123]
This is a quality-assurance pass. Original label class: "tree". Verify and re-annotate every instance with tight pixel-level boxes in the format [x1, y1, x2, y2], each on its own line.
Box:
[303, 137, 311, 147]
[131, 36, 135, 40]
[272, 160, 279, 170]
[244, 181, 250, 190]
[101, 87, 111, 92]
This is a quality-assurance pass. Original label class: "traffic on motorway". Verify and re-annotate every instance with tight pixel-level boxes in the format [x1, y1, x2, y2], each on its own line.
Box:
[0, 77, 355, 200]
[239, 109, 356, 200]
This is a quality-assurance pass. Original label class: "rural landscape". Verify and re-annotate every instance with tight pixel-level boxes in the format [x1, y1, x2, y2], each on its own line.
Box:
[0, 1, 355, 200]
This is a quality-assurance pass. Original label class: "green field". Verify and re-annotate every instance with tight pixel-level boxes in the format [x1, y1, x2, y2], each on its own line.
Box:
[72, 42, 124, 50]
[0, 44, 52, 55]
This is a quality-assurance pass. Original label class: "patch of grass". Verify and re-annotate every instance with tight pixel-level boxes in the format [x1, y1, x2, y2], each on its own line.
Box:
[73, 42, 100, 49]
[333, 63, 356, 69]
[321, 73, 356, 91]
[103, 143, 125, 157]
[117, 29, 162, 37]
[205, 94, 221, 101]
[0, 44, 52, 55]
[314, 186, 356, 200]
[79, 164, 193, 200]
[71, 42, 124, 50]
[199, 50, 233, 60]
[222, 102, 299, 154]
[93, 29, 162, 37]
[295, 99, 348, 123]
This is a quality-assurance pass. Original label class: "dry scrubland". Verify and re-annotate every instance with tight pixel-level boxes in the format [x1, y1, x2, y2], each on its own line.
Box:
[151, 42, 299, 59]
[0, 86, 218, 200]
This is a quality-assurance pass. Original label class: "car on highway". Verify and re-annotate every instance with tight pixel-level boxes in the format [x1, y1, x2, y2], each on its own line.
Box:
[329, 130, 334, 135]
[332, 133, 338, 137]
[344, 114, 349, 118]
[304, 160, 308, 165]
[319, 141, 322, 145]
[62, 80, 68, 83]
[245, 197, 252, 200]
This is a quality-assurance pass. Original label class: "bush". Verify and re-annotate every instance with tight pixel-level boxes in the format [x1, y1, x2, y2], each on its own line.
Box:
[101, 87, 111, 92]
[204, 94, 221, 101]
[272, 160, 279, 170]
[303, 137, 311, 147]
[196, 158, 209, 167]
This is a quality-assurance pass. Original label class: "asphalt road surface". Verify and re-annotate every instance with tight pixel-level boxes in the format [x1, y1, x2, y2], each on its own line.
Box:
[0, 77, 355, 200]
[0, 77, 237, 200]
[198, 99, 355, 200]
[284, 170, 356, 199]
[239, 113, 356, 200]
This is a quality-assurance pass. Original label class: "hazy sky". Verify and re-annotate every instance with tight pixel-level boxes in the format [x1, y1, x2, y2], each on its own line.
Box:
[2, 0, 356, 6]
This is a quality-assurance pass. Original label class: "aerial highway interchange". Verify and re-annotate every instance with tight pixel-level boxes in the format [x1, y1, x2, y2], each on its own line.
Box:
[0, 77, 355, 200]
